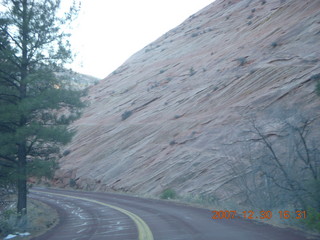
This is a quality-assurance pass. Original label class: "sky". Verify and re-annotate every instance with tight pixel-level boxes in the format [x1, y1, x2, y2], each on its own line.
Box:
[69, 0, 214, 79]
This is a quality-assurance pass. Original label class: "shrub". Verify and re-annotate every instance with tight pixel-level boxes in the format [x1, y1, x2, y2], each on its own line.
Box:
[62, 149, 71, 156]
[69, 178, 77, 188]
[303, 207, 320, 233]
[150, 82, 159, 89]
[189, 67, 196, 76]
[271, 41, 278, 48]
[121, 110, 133, 121]
[0, 209, 18, 237]
[236, 57, 248, 66]
[310, 73, 320, 81]
[185, 193, 219, 206]
[160, 189, 177, 199]
[310, 73, 320, 96]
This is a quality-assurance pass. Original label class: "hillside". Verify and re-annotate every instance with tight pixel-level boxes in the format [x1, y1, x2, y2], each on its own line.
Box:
[55, 0, 320, 209]
[56, 70, 100, 90]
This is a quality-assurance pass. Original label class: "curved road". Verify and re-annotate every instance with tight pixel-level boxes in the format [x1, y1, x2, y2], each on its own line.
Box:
[30, 188, 309, 240]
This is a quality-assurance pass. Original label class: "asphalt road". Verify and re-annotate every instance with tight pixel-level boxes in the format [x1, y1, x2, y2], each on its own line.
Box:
[30, 188, 310, 240]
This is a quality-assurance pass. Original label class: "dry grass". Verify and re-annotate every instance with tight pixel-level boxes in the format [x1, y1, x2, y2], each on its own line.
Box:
[0, 197, 58, 239]
[25, 198, 58, 239]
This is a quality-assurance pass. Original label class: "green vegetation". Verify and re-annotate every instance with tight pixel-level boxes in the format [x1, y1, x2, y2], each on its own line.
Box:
[62, 149, 71, 156]
[238, 118, 320, 233]
[310, 73, 320, 96]
[183, 193, 219, 207]
[0, 199, 58, 238]
[311, 73, 320, 81]
[271, 41, 278, 48]
[298, 75, 320, 232]
[160, 189, 177, 199]
[303, 207, 320, 232]
[69, 178, 77, 188]
[0, 208, 18, 237]
[189, 67, 196, 76]
[0, 0, 83, 220]
[121, 110, 133, 120]
[236, 57, 248, 66]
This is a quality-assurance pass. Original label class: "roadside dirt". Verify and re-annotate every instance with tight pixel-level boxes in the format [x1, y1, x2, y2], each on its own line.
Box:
[0, 198, 58, 240]
[26, 199, 59, 239]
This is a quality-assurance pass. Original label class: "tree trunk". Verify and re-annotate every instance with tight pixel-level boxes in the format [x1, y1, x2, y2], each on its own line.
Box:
[16, 140, 28, 230]
[17, 142, 27, 215]
[16, 0, 28, 217]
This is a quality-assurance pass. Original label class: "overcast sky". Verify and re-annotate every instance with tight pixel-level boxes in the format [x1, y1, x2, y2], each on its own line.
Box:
[69, 0, 214, 79]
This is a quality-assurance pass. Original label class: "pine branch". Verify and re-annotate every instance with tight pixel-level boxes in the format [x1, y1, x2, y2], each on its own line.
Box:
[0, 161, 15, 168]
[0, 70, 20, 89]
[0, 25, 23, 51]
[0, 154, 17, 164]
[0, 96, 18, 105]
[26, 136, 38, 155]
[0, 93, 20, 100]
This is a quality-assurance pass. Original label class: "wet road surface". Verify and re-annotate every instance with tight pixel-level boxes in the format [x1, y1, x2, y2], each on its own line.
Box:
[30, 188, 310, 240]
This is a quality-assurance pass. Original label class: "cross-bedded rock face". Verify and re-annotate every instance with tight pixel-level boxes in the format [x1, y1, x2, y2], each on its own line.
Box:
[55, 0, 320, 204]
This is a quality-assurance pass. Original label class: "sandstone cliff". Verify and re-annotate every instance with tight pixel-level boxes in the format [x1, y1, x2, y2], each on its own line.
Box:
[55, 0, 320, 206]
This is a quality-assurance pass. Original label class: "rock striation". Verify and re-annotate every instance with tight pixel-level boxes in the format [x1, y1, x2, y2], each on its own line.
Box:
[55, 0, 320, 204]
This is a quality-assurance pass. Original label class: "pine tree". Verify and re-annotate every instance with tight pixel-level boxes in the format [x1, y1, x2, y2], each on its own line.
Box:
[0, 0, 84, 216]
